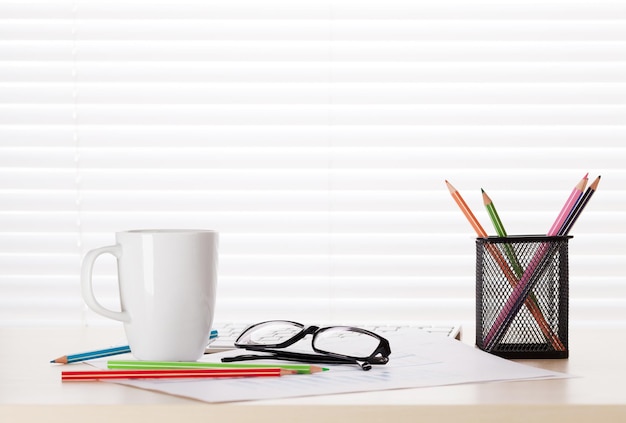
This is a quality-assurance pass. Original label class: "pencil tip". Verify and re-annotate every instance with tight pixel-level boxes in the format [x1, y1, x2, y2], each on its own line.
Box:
[480, 188, 485, 193]
[590, 175, 602, 189]
[445, 180, 456, 194]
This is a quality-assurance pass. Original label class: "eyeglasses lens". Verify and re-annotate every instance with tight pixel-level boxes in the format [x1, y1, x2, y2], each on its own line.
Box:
[239, 321, 303, 346]
[314, 327, 381, 358]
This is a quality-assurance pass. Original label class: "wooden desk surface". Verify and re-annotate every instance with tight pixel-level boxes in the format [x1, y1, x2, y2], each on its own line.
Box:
[1, 326, 625, 422]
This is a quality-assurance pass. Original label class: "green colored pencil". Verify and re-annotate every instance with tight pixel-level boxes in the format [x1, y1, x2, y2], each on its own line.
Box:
[481, 188, 524, 277]
[107, 360, 328, 374]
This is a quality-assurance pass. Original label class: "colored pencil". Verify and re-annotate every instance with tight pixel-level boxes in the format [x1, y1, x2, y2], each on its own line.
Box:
[51, 329, 218, 364]
[484, 174, 588, 349]
[480, 187, 564, 351]
[445, 180, 489, 237]
[558, 175, 601, 236]
[107, 360, 328, 374]
[51, 345, 132, 364]
[547, 174, 588, 236]
[61, 367, 295, 382]
[481, 188, 523, 277]
[481, 189, 507, 238]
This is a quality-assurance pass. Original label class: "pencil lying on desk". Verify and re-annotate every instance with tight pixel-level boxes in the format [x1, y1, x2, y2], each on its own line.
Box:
[61, 367, 296, 381]
[50, 345, 132, 364]
[51, 329, 218, 364]
[446, 180, 564, 351]
[107, 360, 328, 374]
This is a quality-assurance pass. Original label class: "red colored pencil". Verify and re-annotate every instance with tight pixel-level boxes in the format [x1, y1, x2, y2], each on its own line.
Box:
[61, 367, 295, 381]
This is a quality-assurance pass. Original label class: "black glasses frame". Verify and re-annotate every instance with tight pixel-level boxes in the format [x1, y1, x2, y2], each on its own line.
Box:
[221, 320, 391, 371]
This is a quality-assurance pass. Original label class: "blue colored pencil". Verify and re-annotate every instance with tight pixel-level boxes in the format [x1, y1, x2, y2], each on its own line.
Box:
[51, 329, 218, 364]
[51, 345, 131, 364]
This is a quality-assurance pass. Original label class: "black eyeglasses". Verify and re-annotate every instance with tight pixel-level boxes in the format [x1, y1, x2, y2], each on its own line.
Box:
[221, 320, 391, 371]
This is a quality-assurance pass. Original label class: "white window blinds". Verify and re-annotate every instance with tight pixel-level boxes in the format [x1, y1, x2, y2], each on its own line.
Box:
[1, 0, 624, 327]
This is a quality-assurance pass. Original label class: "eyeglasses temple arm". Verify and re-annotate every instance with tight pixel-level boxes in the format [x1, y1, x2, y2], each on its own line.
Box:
[222, 350, 356, 365]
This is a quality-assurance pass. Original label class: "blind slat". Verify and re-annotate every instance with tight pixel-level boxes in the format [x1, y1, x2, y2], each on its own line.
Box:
[3, 82, 626, 105]
[1, 1, 625, 20]
[5, 62, 626, 83]
[4, 19, 626, 41]
[3, 125, 626, 148]
[2, 105, 625, 126]
[3, 40, 626, 62]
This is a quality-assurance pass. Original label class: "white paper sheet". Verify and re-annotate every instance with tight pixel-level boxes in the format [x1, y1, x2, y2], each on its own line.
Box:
[97, 328, 569, 403]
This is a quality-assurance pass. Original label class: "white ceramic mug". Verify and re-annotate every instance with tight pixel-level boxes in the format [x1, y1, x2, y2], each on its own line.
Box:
[81, 229, 218, 361]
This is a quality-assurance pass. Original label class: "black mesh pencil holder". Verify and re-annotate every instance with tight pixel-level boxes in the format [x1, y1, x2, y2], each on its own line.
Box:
[475, 235, 570, 359]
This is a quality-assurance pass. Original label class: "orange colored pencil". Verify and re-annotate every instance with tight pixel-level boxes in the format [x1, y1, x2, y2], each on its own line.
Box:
[445, 180, 488, 237]
[61, 367, 295, 381]
[445, 180, 565, 351]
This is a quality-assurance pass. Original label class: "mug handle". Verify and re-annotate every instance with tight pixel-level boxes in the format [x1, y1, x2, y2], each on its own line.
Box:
[80, 245, 131, 323]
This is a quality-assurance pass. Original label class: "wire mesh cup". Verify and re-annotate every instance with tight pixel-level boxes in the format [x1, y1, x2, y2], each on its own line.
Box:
[475, 235, 570, 359]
